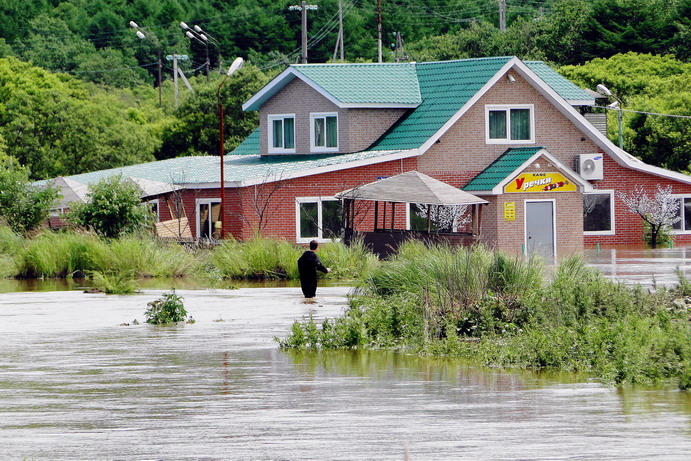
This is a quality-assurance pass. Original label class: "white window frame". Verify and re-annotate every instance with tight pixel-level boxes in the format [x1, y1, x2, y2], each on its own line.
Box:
[268, 113, 296, 154]
[196, 198, 221, 239]
[583, 190, 615, 236]
[309, 112, 339, 153]
[485, 104, 535, 144]
[50, 207, 66, 218]
[146, 198, 160, 222]
[670, 195, 691, 234]
[406, 203, 462, 232]
[295, 196, 342, 243]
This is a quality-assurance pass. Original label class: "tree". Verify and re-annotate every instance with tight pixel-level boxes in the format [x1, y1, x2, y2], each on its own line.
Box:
[0, 153, 59, 234]
[157, 65, 268, 158]
[67, 175, 150, 238]
[618, 184, 681, 248]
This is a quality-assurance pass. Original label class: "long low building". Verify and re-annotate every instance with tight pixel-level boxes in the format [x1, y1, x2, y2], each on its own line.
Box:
[46, 56, 691, 258]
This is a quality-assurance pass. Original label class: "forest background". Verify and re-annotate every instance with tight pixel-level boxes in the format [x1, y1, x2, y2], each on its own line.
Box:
[0, 0, 689, 181]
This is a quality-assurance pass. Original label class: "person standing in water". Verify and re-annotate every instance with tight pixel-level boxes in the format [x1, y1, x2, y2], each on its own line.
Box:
[297, 240, 330, 298]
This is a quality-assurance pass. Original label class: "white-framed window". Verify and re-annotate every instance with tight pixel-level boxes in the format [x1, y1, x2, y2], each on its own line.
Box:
[407, 203, 466, 233]
[196, 198, 221, 239]
[485, 104, 534, 144]
[671, 195, 691, 233]
[310, 112, 338, 152]
[146, 199, 160, 222]
[49, 207, 66, 218]
[583, 191, 615, 235]
[268, 114, 295, 153]
[296, 197, 342, 242]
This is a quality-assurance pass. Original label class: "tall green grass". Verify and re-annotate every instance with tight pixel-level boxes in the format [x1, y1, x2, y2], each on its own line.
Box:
[15, 230, 202, 278]
[281, 242, 691, 387]
[210, 237, 378, 280]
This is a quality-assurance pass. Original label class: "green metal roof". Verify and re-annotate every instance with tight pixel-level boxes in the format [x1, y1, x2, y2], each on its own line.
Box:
[230, 127, 259, 155]
[292, 63, 421, 105]
[59, 149, 414, 187]
[369, 57, 513, 151]
[524, 61, 593, 102]
[463, 147, 544, 191]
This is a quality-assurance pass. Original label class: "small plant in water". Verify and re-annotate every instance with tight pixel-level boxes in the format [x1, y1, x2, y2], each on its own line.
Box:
[145, 289, 188, 325]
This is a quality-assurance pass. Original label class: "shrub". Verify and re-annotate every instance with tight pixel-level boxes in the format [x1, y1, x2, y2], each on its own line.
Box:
[90, 270, 138, 294]
[0, 155, 59, 234]
[145, 289, 188, 324]
[67, 175, 150, 238]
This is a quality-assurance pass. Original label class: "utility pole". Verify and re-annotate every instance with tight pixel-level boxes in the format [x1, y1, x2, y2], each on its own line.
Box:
[377, 0, 383, 63]
[498, 0, 506, 32]
[394, 31, 407, 62]
[289, 2, 318, 64]
[332, 0, 345, 62]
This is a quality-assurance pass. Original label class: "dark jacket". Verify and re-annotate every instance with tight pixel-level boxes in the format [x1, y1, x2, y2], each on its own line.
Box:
[297, 250, 328, 298]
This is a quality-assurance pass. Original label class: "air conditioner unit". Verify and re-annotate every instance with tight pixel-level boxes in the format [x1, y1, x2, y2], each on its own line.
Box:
[578, 154, 604, 180]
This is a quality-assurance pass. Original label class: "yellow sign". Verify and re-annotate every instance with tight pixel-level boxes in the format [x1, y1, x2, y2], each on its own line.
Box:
[504, 202, 516, 221]
[504, 172, 576, 193]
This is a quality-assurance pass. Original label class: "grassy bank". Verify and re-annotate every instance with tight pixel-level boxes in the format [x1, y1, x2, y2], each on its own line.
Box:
[0, 226, 377, 283]
[279, 241, 691, 388]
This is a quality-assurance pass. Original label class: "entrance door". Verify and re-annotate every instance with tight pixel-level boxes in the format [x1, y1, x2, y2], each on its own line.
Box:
[525, 200, 555, 260]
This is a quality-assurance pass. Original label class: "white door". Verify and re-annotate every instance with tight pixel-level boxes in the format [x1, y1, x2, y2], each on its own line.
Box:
[525, 200, 555, 260]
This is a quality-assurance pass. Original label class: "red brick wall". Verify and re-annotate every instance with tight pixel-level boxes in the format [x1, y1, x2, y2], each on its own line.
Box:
[584, 155, 691, 246]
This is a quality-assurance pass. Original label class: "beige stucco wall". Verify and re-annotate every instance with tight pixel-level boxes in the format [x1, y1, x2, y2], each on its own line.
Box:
[259, 79, 406, 155]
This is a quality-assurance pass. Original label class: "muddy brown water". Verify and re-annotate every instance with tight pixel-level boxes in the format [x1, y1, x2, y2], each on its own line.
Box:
[1, 247, 691, 459]
[1, 285, 690, 460]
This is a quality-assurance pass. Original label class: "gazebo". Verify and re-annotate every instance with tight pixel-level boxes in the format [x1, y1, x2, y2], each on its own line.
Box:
[336, 171, 488, 257]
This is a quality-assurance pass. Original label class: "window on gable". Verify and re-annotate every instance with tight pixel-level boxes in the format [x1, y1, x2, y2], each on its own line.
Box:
[486, 105, 534, 144]
[269, 114, 295, 153]
[584, 192, 614, 234]
[310, 113, 338, 152]
[671, 197, 691, 233]
[296, 197, 342, 241]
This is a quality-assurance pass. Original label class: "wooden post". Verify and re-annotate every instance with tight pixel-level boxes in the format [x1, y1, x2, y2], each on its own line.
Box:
[477, 204, 483, 236]
[374, 201, 379, 231]
[391, 202, 395, 230]
[426, 204, 432, 233]
[382, 201, 387, 230]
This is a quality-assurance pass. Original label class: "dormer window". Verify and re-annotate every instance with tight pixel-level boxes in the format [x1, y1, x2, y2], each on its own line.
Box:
[310, 113, 338, 152]
[269, 114, 295, 153]
[486, 105, 534, 144]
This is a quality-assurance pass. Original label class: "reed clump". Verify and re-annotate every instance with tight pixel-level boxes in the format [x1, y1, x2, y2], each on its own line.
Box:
[280, 241, 691, 387]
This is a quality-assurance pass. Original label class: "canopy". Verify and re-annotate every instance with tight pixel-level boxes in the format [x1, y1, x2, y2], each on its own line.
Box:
[336, 171, 488, 206]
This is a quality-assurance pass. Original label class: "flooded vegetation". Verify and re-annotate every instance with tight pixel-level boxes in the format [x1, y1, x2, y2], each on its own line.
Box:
[1, 288, 690, 460]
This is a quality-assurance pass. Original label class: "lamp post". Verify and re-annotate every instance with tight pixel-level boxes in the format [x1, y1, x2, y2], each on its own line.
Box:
[130, 21, 163, 108]
[217, 57, 244, 240]
[597, 83, 623, 149]
[180, 22, 221, 81]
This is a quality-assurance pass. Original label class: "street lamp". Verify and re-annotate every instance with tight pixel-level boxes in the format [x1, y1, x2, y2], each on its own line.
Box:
[217, 57, 245, 239]
[597, 83, 623, 149]
[130, 21, 163, 108]
[180, 22, 221, 82]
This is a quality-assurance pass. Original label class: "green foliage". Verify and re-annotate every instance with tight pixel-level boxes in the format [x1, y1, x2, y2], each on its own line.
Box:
[0, 154, 59, 234]
[90, 270, 138, 294]
[560, 53, 691, 171]
[317, 239, 379, 280]
[280, 244, 691, 387]
[0, 57, 163, 179]
[67, 175, 150, 238]
[210, 237, 302, 279]
[145, 289, 188, 324]
[15, 230, 202, 279]
[158, 65, 268, 158]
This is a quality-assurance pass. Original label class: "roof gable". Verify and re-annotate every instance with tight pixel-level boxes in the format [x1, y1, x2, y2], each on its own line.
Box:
[242, 63, 421, 111]
[463, 147, 592, 194]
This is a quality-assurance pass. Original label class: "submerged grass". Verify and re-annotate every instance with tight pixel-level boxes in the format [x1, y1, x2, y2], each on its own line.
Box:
[280, 241, 691, 388]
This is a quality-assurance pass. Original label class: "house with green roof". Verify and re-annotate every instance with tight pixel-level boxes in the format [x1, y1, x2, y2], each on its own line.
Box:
[49, 56, 691, 257]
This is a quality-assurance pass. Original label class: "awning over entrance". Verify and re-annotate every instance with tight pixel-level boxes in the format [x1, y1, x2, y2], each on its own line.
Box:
[336, 170, 488, 206]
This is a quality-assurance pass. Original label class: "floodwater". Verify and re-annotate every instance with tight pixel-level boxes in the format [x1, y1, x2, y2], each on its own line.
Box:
[584, 245, 691, 287]
[1, 286, 690, 460]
